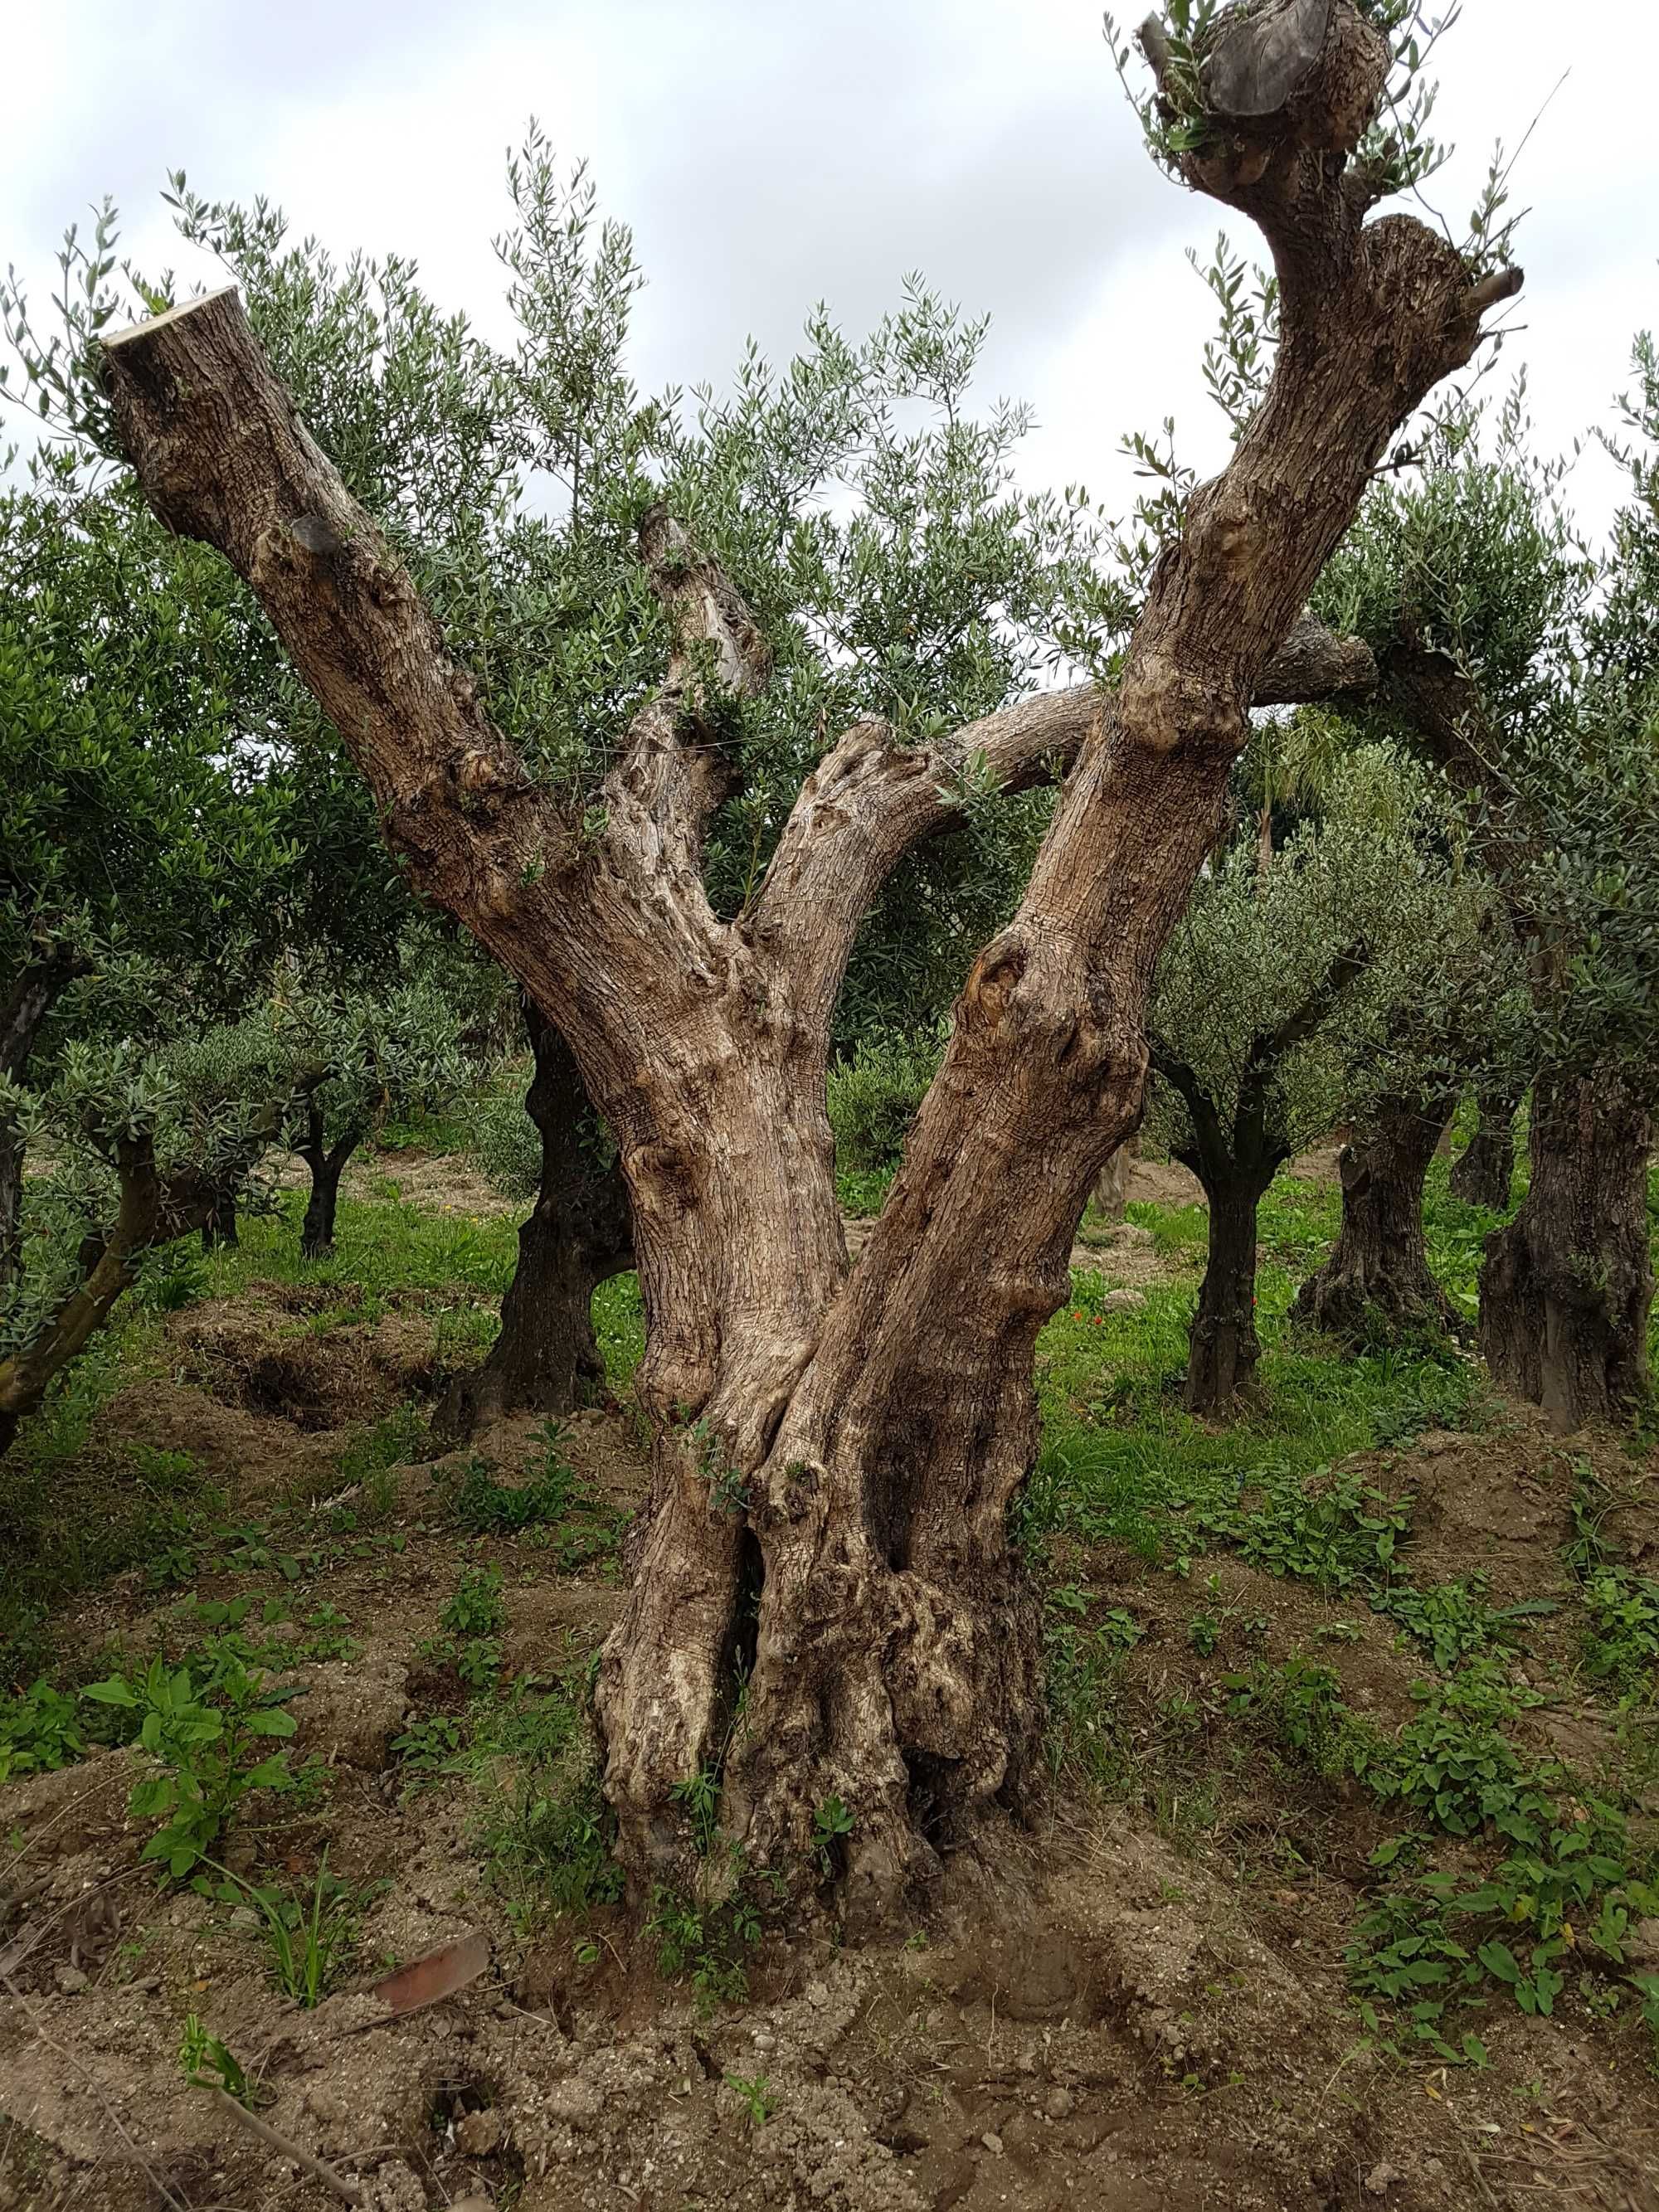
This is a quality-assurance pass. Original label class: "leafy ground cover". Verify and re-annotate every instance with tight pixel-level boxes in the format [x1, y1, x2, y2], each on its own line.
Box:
[2, 1138, 1657, 2210]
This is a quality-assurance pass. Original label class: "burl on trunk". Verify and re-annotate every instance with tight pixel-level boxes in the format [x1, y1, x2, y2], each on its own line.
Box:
[102, 2, 1518, 1918]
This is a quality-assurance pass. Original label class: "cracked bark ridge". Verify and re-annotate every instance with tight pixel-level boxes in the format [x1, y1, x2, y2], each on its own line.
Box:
[102, 9, 1520, 1918]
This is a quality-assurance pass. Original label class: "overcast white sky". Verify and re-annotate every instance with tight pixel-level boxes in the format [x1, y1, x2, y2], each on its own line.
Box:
[2, 2, 1655, 532]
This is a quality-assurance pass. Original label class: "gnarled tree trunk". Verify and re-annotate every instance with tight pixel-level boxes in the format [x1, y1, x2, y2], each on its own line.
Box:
[1479, 1071, 1653, 1432]
[104, 4, 1515, 1917]
[1292, 1093, 1461, 1344]
[1450, 1084, 1521, 1212]
[437, 1005, 633, 1437]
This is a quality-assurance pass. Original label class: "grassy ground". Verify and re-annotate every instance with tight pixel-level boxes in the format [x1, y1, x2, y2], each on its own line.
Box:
[4, 1132, 1659, 2206]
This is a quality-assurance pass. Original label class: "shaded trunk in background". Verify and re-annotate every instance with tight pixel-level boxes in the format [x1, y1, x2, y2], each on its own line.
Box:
[1480, 1072, 1653, 1432]
[0, 1098, 293, 1461]
[1185, 1166, 1280, 1413]
[437, 1005, 633, 1437]
[1092, 1136, 1136, 1225]
[297, 1097, 362, 1259]
[1157, 950, 1364, 1414]
[105, 10, 1516, 1916]
[1, 958, 85, 1294]
[1450, 1084, 1521, 1213]
[199, 1192, 241, 1252]
[1292, 1094, 1461, 1344]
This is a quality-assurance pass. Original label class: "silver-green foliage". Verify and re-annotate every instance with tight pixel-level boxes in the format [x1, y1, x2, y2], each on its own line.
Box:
[1146, 751, 1494, 1164]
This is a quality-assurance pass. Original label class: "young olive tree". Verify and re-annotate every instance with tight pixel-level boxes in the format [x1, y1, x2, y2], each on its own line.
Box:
[0, 471, 297, 1283]
[0, 1024, 311, 1459]
[277, 975, 469, 1257]
[1289, 865, 1515, 1345]
[71, 5, 1519, 1912]
[1146, 747, 1488, 1406]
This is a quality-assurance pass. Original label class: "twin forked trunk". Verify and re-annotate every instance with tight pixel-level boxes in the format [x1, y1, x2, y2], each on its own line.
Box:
[101, 0, 1515, 1912]
[1480, 1072, 1654, 1432]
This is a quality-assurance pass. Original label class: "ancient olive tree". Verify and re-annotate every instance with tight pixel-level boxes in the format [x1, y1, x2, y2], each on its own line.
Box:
[1321, 385, 1657, 1428]
[85, 6, 1520, 1910]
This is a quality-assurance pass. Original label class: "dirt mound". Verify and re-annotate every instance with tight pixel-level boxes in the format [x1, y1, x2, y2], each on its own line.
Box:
[173, 1296, 440, 1429]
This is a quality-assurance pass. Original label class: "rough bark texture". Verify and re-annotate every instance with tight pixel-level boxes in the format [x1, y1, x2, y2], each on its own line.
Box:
[1479, 1073, 1654, 1432]
[438, 1006, 634, 1437]
[1450, 1085, 1520, 1212]
[297, 1099, 360, 1260]
[1292, 1095, 1462, 1344]
[103, 11, 1516, 1917]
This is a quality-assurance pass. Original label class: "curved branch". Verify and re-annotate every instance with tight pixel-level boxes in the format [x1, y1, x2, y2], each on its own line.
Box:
[1243, 943, 1367, 1086]
[607, 508, 773, 887]
[752, 612, 1375, 1030]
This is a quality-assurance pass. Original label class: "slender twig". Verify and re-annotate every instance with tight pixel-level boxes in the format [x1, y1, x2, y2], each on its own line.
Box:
[208, 2088, 364, 2206]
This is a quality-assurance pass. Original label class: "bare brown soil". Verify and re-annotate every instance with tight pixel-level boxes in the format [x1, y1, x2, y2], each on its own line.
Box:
[5, 1299, 1659, 2210]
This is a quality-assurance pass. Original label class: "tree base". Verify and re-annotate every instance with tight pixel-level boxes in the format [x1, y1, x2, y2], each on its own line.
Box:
[1478, 1076, 1653, 1432]
[1292, 1100, 1458, 1348]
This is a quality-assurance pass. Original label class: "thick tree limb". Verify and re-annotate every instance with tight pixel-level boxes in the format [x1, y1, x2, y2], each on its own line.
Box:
[102, 289, 557, 931]
[753, 613, 1374, 1028]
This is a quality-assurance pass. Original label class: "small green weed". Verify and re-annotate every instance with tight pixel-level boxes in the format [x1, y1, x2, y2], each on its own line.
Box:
[198, 1851, 365, 2006]
[451, 1427, 581, 1535]
[812, 1793, 855, 1875]
[724, 2071, 776, 2126]
[648, 1888, 761, 2014]
[1378, 1578, 1558, 1671]
[84, 1647, 299, 1878]
[0, 1678, 87, 1781]
[1197, 1461, 1413, 1592]
[178, 2015, 254, 2106]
